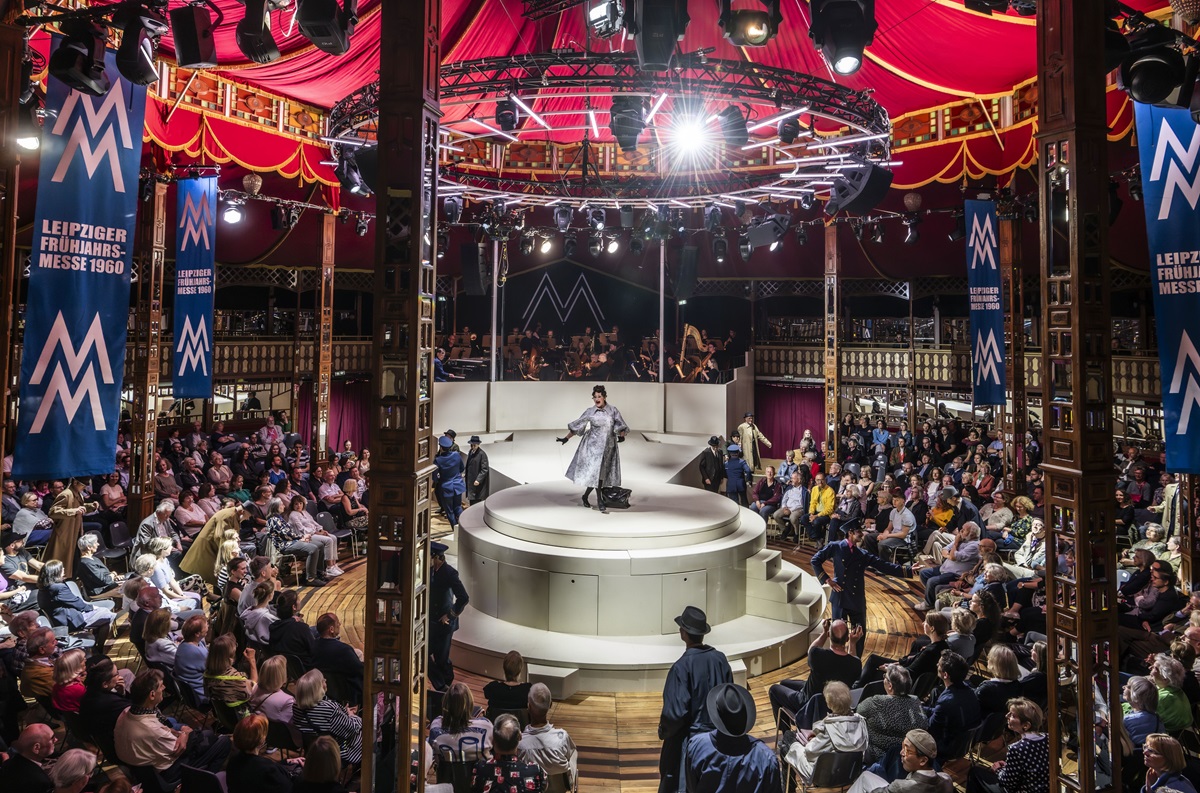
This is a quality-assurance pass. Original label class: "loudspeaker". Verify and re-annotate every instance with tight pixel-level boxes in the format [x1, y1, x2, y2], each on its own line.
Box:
[632, 0, 688, 71]
[674, 245, 699, 301]
[824, 157, 893, 215]
[170, 4, 217, 68]
[461, 243, 490, 296]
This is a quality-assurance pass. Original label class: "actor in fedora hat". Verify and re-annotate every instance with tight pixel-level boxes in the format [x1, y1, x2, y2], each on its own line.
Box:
[428, 541, 469, 691]
[735, 411, 772, 472]
[658, 606, 732, 793]
[685, 683, 781, 793]
[465, 435, 490, 505]
[698, 436, 725, 494]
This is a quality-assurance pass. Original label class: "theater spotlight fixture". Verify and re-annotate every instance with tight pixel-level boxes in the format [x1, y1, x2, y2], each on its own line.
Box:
[630, 236, 644, 254]
[221, 200, 245, 224]
[738, 233, 752, 260]
[49, 20, 110, 97]
[444, 196, 463, 225]
[717, 105, 749, 147]
[520, 236, 535, 255]
[589, 207, 607, 230]
[170, 2, 218, 69]
[271, 203, 289, 230]
[15, 105, 41, 151]
[1118, 26, 1199, 107]
[495, 99, 519, 132]
[589, 0, 624, 39]
[336, 150, 371, 196]
[870, 223, 884, 244]
[565, 235, 578, 257]
[607, 237, 620, 254]
[1022, 201, 1038, 224]
[540, 237, 553, 253]
[115, 4, 169, 86]
[298, 0, 359, 56]
[554, 205, 572, 232]
[718, 0, 781, 47]
[947, 211, 966, 242]
[799, 193, 816, 211]
[588, 233, 603, 257]
[628, 0, 690, 71]
[609, 95, 646, 152]
[236, 0, 284, 64]
[437, 230, 448, 258]
[795, 225, 808, 245]
[712, 233, 728, 263]
[902, 214, 921, 244]
[825, 156, 893, 215]
[356, 215, 370, 237]
[779, 116, 802, 144]
[704, 204, 722, 233]
[808, 0, 876, 76]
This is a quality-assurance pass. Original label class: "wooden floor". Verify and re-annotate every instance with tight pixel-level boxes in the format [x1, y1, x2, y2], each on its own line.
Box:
[285, 537, 929, 793]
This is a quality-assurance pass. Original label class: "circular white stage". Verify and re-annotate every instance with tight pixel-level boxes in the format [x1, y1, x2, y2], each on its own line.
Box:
[449, 481, 828, 694]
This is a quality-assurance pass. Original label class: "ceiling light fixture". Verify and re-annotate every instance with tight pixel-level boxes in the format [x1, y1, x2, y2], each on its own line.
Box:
[115, 4, 169, 86]
[49, 20, 110, 97]
[717, 105, 749, 147]
[607, 237, 620, 253]
[778, 116, 802, 144]
[628, 0, 690, 72]
[630, 236, 645, 254]
[746, 213, 790, 250]
[738, 233, 752, 260]
[589, 0, 625, 38]
[589, 233, 603, 257]
[356, 215, 370, 236]
[511, 95, 552, 130]
[221, 200, 245, 224]
[902, 214, 920, 244]
[298, 0, 359, 56]
[554, 205, 573, 232]
[948, 211, 966, 242]
[808, 0, 876, 76]
[589, 207, 607, 230]
[712, 233, 728, 263]
[718, 0, 781, 47]
[609, 95, 647, 151]
[495, 99, 519, 132]
[1118, 26, 1199, 107]
[235, 0, 284, 64]
[565, 235, 578, 257]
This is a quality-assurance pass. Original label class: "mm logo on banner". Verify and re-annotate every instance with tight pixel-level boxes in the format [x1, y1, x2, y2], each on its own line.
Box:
[179, 190, 213, 251]
[1150, 118, 1200, 221]
[968, 213, 998, 270]
[50, 81, 134, 193]
[521, 273, 606, 330]
[177, 316, 210, 377]
[1169, 330, 1200, 434]
[975, 329, 1003, 386]
[28, 312, 114, 433]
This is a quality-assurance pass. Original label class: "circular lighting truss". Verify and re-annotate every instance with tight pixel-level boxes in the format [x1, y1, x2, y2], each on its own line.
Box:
[327, 49, 892, 210]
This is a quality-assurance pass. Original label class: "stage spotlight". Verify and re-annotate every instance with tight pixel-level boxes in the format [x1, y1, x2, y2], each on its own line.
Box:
[588, 233, 603, 257]
[825, 156, 893, 215]
[852, 221, 864, 242]
[746, 213, 790, 250]
[719, 0, 781, 47]
[15, 105, 40, 151]
[589, 207, 607, 230]
[738, 233, 752, 260]
[565, 235, 578, 257]
[963, 0, 1008, 13]
[356, 215, 370, 236]
[335, 150, 371, 196]
[1109, 181, 1124, 226]
[437, 231, 447, 258]
[630, 236, 645, 255]
[298, 0, 359, 56]
[704, 204, 722, 233]
[115, 4, 169, 86]
[287, 204, 301, 228]
[948, 211, 966, 242]
[795, 225, 808, 245]
[712, 235, 728, 263]
[609, 95, 646, 152]
[589, 0, 624, 39]
[271, 204, 288, 230]
[495, 99, 519, 132]
[902, 214, 920, 245]
[236, 0, 282, 64]
[870, 223, 884, 244]
[520, 236, 535, 255]
[221, 201, 245, 224]
[554, 205, 572, 232]
[607, 237, 620, 254]
[1118, 25, 1199, 106]
[673, 210, 687, 237]
[620, 205, 635, 228]
[1104, 19, 1131, 74]
[799, 193, 816, 211]
[49, 20, 110, 97]
[629, 0, 690, 71]
[717, 105, 749, 147]
[444, 196, 463, 225]
[1022, 201, 1038, 224]
[540, 237, 553, 253]
[1129, 179, 1143, 203]
[779, 116, 802, 144]
[809, 0, 876, 76]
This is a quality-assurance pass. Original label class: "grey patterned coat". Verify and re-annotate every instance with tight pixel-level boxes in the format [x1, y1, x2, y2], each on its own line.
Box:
[564, 404, 629, 487]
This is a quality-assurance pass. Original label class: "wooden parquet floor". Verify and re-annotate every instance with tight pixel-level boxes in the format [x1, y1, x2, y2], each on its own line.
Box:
[282, 538, 929, 793]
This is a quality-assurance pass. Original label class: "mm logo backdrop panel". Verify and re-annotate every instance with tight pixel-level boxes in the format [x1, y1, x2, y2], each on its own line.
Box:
[173, 177, 216, 398]
[1136, 103, 1200, 472]
[13, 42, 148, 480]
[966, 199, 1004, 406]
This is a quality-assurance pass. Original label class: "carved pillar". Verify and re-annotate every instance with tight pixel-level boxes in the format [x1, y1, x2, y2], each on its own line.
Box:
[823, 223, 840, 459]
[313, 215, 335, 454]
[906, 281, 917, 432]
[1000, 216, 1026, 495]
[1037, 0, 1120, 789]
[0, 25, 23, 470]
[291, 271, 303, 435]
[1181, 474, 1198, 591]
[129, 178, 168, 526]
[361, 0, 440, 790]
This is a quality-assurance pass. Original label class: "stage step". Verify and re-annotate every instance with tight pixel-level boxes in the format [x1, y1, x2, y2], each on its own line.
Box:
[746, 548, 781, 580]
[746, 560, 803, 602]
[527, 663, 581, 700]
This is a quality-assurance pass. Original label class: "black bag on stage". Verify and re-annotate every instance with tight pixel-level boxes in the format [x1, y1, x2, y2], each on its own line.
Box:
[601, 487, 632, 509]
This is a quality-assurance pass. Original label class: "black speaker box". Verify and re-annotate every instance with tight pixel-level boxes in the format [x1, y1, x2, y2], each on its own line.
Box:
[170, 5, 217, 69]
[824, 158, 894, 215]
[675, 245, 699, 301]
[461, 243, 490, 296]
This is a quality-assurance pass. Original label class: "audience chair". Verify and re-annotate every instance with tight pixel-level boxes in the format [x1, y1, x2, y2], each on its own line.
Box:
[128, 764, 176, 793]
[316, 511, 356, 558]
[911, 672, 939, 703]
[789, 750, 863, 793]
[436, 737, 483, 793]
[176, 679, 212, 727]
[545, 772, 575, 793]
[969, 712, 1008, 764]
[180, 764, 227, 793]
[484, 706, 530, 728]
[98, 522, 133, 571]
[267, 719, 304, 759]
[211, 699, 243, 732]
[145, 660, 183, 711]
[851, 680, 886, 709]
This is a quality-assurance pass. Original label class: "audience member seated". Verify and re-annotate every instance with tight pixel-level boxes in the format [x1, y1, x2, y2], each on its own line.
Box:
[50, 648, 87, 713]
[0, 723, 56, 789]
[285, 496, 343, 577]
[987, 698, 1050, 793]
[430, 681, 494, 762]
[48, 748, 97, 793]
[783, 681, 868, 784]
[917, 522, 981, 610]
[76, 534, 124, 599]
[1, 530, 43, 589]
[204, 634, 257, 716]
[1147, 654, 1192, 733]
[292, 669, 363, 766]
[1121, 525, 1168, 568]
[846, 729, 952, 793]
[857, 613, 950, 689]
[12, 493, 53, 545]
[769, 619, 863, 724]
[238, 556, 279, 615]
[128, 583, 159, 658]
[684, 683, 779, 793]
[518, 682, 577, 783]
[175, 614, 210, 706]
[925, 651, 980, 764]
[143, 607, 179, 666]
[242, 581, 278, 645]
[267, 498, 334, 587]
[974, 645, 1023, 717]
[1019, 641, 1048, 709]
[856, 666, 928, 766]
[311, 613, 364, 707]
[173, 491, 208, 539]
[249, 655, 295, 723]
[268, 589, 316, 661]
[79, 658, 132, 742]
[484, 650, 533, 714]
[1123, 676, 1164, 750]
[294, 735, 348, 793]
[114, 669, 232, 787]
[944, 609, 977, 660]
[37, 559, 116, 654]
[1141, 733, 1196, 793]
[471, 713, 546, 793]
[133, 502, 184, 562]
[226, 713, 297, 793]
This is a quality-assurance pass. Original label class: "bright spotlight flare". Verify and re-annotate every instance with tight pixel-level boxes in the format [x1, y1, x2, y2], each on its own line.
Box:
[718, 0, 782, 47]
[808, 0, 876, 76]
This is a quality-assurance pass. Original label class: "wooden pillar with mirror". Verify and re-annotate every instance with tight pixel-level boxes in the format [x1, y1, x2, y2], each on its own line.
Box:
[128, 176, 167, 527]
[0, 25, 21, 468]
[1036, 0, 1120, 789]
[823, 223, 840, 463]
[1000, 210, 1026, 497]
[360, 0, 441, 790]
[313, 214, 335, 456]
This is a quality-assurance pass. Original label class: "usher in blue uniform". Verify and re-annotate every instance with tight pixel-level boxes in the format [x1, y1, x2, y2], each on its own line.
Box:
[811, 538, 912, 656]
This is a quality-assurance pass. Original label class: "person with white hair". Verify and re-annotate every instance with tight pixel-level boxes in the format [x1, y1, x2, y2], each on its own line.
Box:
[265, 497, 332, 585]
[916, 522, 981, 611]
[132, 501, 185, 562]
[133, 541, 201, 613]
[519, 682, 577, 783]
[76, 533, 124, 599]
[49, 748, 96, 793]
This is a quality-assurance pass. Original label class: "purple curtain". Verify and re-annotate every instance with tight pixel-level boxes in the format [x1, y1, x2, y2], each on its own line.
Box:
[327, 380, 371, 455]
[754, 384, 825, 452]
[296, 382, 313, 447]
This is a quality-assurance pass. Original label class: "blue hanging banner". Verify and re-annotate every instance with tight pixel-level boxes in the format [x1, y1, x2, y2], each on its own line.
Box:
[12, 43, 148, 481]
[173, 177, 217, 398]
[1135, 103, 1200, 473]
[966, 199, 1005, 406]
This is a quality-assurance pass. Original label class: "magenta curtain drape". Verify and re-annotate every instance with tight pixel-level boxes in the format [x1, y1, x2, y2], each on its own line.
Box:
[753, 384, 826, 453]
[296, 382, 314, 448]
[327, 380, 371, 455]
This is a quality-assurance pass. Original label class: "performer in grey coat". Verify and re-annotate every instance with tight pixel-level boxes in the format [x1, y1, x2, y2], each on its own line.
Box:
[465, 435, 490, 504]
[557, 384, 628, 513]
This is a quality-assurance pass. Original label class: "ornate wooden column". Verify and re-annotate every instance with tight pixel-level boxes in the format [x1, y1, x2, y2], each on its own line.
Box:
[0, 26, 24, 470]
[823, 223, 840, 459]
[313, 214, 335, 454]
[1000, 214, 1026, 496]
[1181, 475, 1198, 591]
[1037, 0, 1120, 789]
[361, 0, 440, 790]
[128, 178, 168, 526]
[906, 281, 917, 432]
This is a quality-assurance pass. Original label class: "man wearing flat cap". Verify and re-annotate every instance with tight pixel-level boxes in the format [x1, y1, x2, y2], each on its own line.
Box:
[847, 729, 952, 793]
[465, 436, 490, 505]
[685, 683, 781, 793]
[698, 437, 725, 493]
[428, 541, 469, 691]
[735, 412, 771, 472]
[658, 606, 733, 793]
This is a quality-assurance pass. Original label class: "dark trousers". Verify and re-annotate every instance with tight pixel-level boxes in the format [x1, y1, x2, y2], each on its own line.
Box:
[702, 482, 721, 493]
[727, 489, 748, 506]
[163, 731, 232, 786]
[855, 654, 897, 688]
[428, 620, 456, 690]
[804, 515, 831, 541]
[768, 679, 808, 725]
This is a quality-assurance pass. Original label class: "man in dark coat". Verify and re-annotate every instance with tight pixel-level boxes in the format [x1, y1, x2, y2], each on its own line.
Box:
[698, 436, 725, 493]
[465, 436, 490, 505]
[811, 525, 913, 656]
[429, 541, 469, 691]
[685, 683, 781, 793]
[0, 723, 55, 791]
[658, 606, 733, 793]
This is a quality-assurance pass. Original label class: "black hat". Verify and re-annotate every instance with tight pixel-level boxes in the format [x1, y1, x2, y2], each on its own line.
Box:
[444, 429, 457, 438]
[674, 605, 711, 635]
[468, 435, 482, 445]
[0, 530, 20, 549]
[431, 541, 449, 556]
[744, 411, 754, 418]
[706, 683, 757, 737]
[708, 436, 720, 447]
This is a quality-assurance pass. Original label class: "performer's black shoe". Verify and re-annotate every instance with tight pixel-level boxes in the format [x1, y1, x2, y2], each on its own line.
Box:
[582, 494, 591, 508]
[598, 501, 607, 513]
